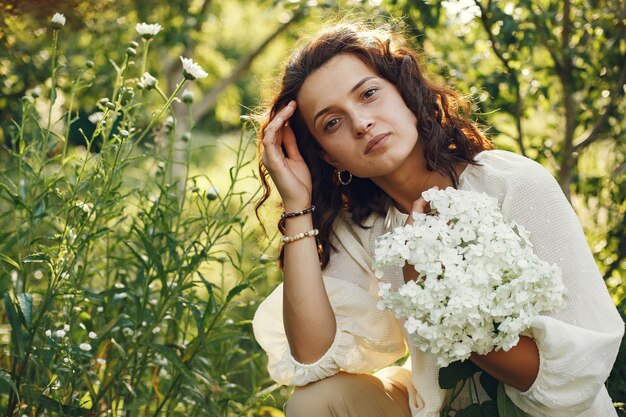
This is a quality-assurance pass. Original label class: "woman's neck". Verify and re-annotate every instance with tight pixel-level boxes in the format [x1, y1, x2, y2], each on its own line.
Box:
[370, 147, 464, 214]
[375, 170, 453, 214]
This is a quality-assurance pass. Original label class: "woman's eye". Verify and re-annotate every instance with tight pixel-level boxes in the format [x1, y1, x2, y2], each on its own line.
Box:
[363, 88, 378, 99]
[324, 118, 339, 131]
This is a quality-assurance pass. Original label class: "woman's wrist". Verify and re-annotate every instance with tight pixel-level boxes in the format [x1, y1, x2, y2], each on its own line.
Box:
[281, 205, 315, 221]
[283, 214, 314, 234]
[282, 201, 312, 213]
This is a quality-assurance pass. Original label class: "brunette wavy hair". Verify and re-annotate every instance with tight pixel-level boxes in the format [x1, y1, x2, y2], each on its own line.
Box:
[256, 22, 493, 268]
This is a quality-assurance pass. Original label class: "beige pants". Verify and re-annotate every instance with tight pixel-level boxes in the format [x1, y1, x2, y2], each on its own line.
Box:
[284, 372, 412, 417]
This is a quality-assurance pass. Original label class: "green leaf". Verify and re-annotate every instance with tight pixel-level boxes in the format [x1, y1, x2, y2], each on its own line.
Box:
[0, 182, 15, 199]
[480, 400, 499, 417]
[189, 303, 206, 343]
[146, 343, 193, 378]
[0, 369, 19, 403]
[134, 226, 165, 278]
[0, 253, 20, 270]
[226, 283, 249, 303]
[497, 383, 526, 417]
[21, 252, 49, 263]
[197, 273, 217, 319]
[17, 293, 32, 327]
[22, 390, 91, 415]
[4, 293, 24, 356]
[83, 227, 111, 241]
[458, 403, 481, 417]
[33, 196, 47, 218]
[455, 400, 500, 417]
[122, 379, 136, 396]
[480, 371, 499, 400]
[123, 241, 150, 269]
[439, 360, 480, 389]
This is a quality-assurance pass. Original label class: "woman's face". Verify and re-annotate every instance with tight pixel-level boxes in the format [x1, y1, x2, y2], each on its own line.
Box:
[297, 53, 420, 179]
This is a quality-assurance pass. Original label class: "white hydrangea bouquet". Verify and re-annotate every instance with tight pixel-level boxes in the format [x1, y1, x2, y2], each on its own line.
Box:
[374, 187, 565, 367]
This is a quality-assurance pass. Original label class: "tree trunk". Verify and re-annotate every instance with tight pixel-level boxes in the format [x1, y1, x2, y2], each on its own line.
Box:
[556, 0, 576, 200]
[167, 8, 304, 192]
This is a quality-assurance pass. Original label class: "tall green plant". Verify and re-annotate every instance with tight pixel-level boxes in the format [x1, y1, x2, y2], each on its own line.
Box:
[0, 13, 279, 417]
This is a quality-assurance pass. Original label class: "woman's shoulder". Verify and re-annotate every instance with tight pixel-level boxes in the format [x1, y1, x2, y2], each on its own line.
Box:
[472, 149, 552, 175]
[461, 149, 560, 193]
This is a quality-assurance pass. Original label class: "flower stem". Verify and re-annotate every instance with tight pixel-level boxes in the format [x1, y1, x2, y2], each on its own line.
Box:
[174, 104, 194, 233]
[141, 38, 152, 76]
[62, 68, 86, 162]
[441, 378, 466, 417]
[42, 29, 59, 163]
[135, 78, 188, 146]
[154, 86, 169, 103]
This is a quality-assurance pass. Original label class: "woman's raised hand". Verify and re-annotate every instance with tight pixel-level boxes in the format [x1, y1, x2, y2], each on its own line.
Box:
[261, 101, 313, 211]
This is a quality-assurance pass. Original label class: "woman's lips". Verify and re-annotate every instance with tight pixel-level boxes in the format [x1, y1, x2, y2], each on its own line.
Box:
[365, 133, 390, 155]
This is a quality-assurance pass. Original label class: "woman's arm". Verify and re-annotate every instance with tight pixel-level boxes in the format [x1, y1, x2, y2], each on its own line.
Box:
[469, 336, 539, 391]
[281, 211, 337, 363]
[252, 212, 408, 385]
[261, 101, 336, 363]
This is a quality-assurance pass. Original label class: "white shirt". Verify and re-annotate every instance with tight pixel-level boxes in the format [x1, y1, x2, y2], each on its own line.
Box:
[253, 150, 624, 417]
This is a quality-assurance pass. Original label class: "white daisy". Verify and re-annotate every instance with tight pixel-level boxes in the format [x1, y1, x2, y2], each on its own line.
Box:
[180, 57, 208, 80]
[139, 72, 158, 89]
[88, 111, 104, 124]
[51, 13, 66, 29]
[135, 23, 162, 39]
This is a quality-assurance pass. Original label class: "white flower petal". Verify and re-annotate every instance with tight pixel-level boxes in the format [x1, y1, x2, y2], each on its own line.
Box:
[374, 187, 565, 364]
[140, 72, 158, 88]
[180, 57, 208, 80]
[51, 13, 66, 28]
[136, 23, 162, 38]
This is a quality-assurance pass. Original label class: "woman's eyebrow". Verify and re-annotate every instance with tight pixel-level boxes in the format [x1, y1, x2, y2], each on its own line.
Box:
[350, 76, 377, 93]
[312, 76, 378, 126]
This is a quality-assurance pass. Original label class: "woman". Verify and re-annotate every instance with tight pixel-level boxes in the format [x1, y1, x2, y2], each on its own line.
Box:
[252, 22, 624, 417]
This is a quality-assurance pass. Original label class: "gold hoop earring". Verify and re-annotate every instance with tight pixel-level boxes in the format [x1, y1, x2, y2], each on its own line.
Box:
[336, 170, 352, 185]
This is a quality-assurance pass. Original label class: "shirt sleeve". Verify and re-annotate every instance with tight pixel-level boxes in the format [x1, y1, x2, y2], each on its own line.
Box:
[252, 277, 408, 386]
[491, 153, 624, 416]
[252, 216, 408, 387]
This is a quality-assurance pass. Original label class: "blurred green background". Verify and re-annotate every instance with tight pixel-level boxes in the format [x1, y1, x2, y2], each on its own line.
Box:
[0, 0, 624, 415]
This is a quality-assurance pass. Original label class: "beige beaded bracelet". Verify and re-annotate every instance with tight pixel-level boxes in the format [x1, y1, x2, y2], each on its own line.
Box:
[281, 228, 319, 244]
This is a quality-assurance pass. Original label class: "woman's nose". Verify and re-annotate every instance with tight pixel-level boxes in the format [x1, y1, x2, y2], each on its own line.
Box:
[354, 116, 374, 138]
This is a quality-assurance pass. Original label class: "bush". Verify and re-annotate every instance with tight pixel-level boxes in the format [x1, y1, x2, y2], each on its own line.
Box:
[0, 14, 281, 416]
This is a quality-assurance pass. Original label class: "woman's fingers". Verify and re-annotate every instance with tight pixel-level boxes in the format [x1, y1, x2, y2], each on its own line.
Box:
[263, 101, 296, 141]
[405, 196, 430, 226]
[262, 121, 285, 168]
[411, 196, 429, 214]
[281, 125, 299, 158]
[260, 101, 312, 205]
[280, 104, 303, 160]
[262, 101, 298, 166]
